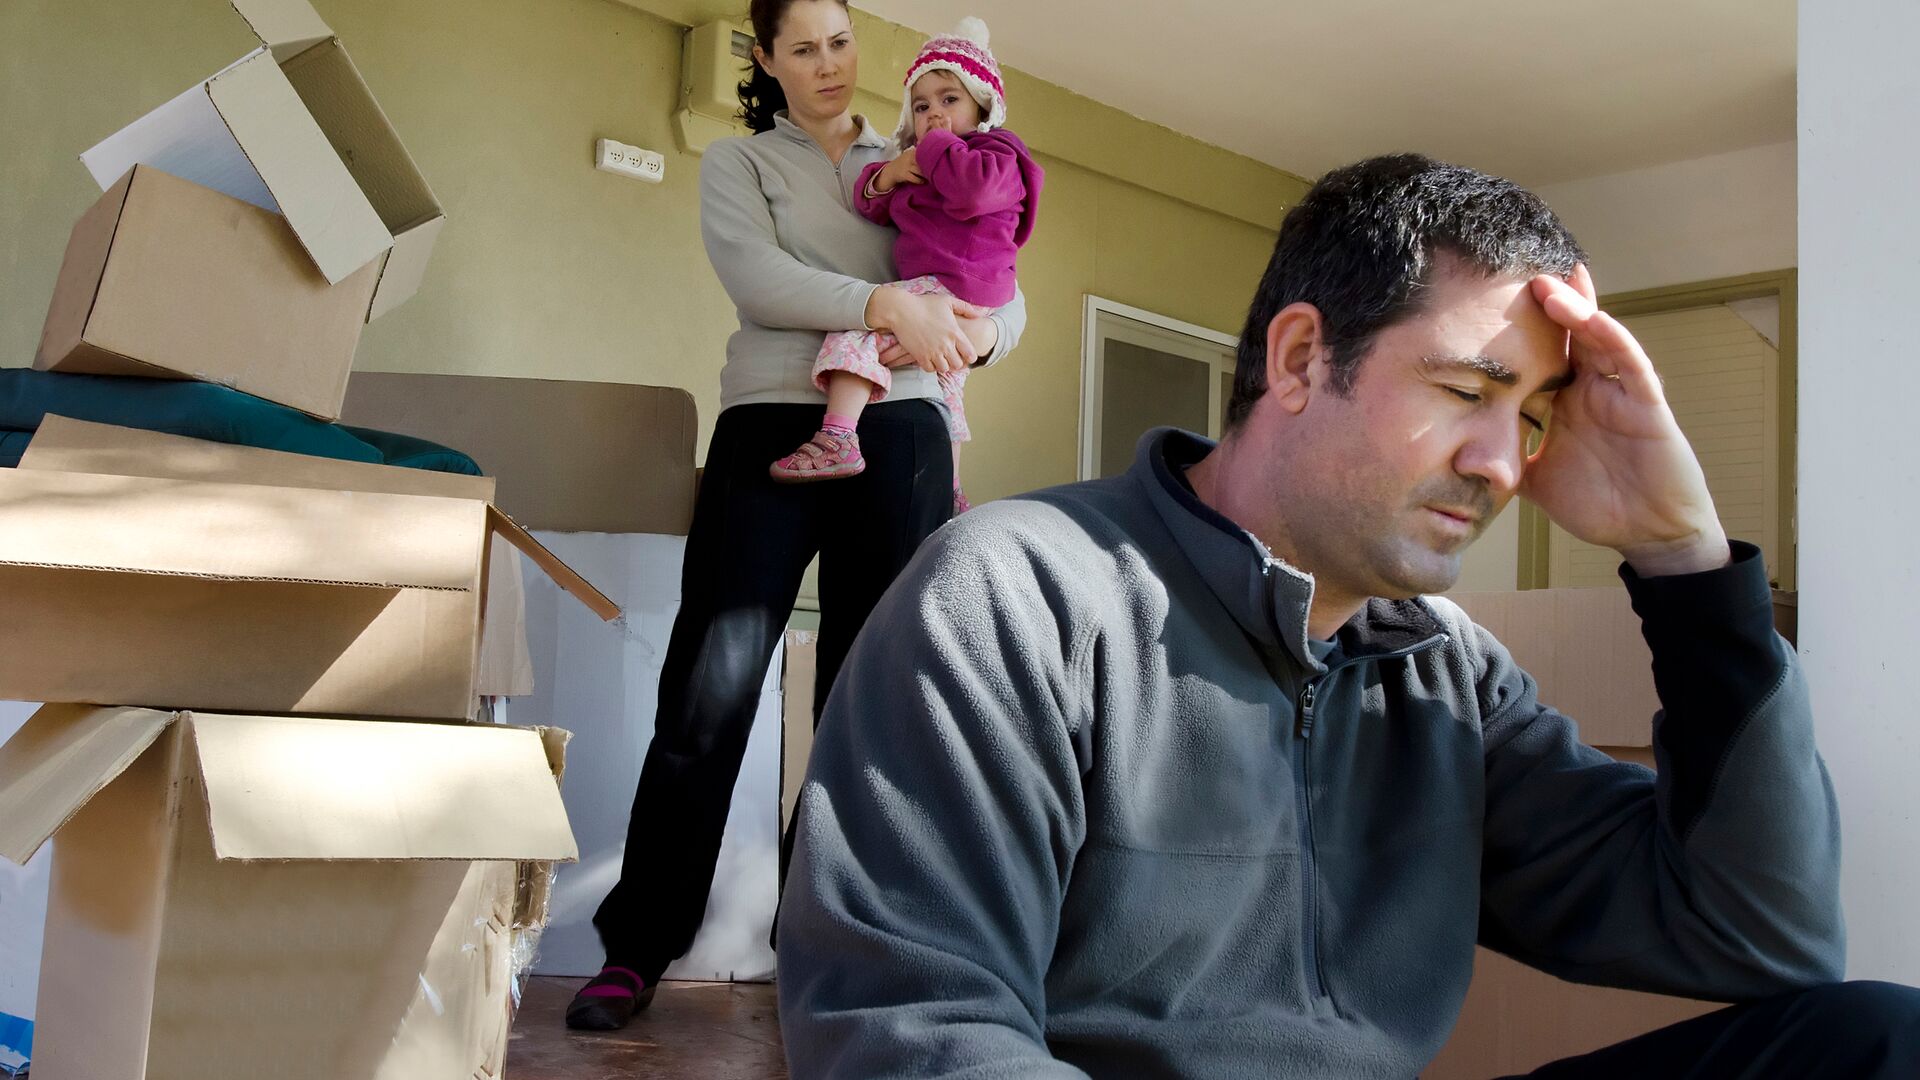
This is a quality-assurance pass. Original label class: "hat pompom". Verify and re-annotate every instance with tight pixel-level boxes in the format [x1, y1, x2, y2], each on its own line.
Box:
[952, 16, 989, 47]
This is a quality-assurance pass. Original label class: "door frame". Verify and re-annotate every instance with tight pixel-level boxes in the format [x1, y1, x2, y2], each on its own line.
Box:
[1079, 295, 1239, 481]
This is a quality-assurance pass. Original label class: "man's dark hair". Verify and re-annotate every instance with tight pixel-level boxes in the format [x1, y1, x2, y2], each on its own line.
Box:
[1225, 153, 1586, 427]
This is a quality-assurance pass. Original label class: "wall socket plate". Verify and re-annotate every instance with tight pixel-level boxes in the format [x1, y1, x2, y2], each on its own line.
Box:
[596, 138, 666, 183]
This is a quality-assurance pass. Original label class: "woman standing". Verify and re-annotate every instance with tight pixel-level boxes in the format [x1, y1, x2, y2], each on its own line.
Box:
[566, 0, 1025, 1032]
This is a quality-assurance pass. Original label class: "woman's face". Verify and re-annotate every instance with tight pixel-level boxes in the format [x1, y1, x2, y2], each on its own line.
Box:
[755, 0, 857, 125]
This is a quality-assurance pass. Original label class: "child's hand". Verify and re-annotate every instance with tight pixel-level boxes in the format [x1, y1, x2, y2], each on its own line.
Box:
[875, 147, 924, 193]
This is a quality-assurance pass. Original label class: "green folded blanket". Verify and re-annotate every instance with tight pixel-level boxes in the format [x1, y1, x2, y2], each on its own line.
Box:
[0, 368, 481, 475]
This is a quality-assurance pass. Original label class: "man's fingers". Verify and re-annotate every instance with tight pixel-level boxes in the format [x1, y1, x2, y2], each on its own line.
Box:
[1531, 275, 1666, 400]
[1571, 262, 1598, 304]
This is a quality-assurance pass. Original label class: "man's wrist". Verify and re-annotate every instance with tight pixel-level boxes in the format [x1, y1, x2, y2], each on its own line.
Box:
[1620, 529, 1733, 578]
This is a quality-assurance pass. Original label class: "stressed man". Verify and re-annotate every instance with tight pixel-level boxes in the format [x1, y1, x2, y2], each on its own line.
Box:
[776, 154, 1920, 1078]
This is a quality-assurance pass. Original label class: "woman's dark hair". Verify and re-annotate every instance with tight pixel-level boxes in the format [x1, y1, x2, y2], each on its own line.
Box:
[1225, 153, 1586, 428]
[739, 0, 851, 134]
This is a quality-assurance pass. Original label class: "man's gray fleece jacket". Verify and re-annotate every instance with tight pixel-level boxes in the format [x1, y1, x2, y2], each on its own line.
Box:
[777, 427, 1844, 1078]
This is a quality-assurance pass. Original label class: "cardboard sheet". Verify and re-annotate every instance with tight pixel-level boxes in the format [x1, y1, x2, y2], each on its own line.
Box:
[339, 373, 699, 535]
[1449, 587, 1661, 746]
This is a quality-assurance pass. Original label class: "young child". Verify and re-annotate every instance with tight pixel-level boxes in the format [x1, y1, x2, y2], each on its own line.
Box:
[768, 16, 1042, 513]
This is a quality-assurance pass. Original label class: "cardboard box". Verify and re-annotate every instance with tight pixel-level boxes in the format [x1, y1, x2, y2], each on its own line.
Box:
[35, 165, 376, 420]
[0, 416, 618, 720]
[0, 704, 575, 1080]
[1449, 587, 1660, 748]
[341, 374, 700, 535]
[80, 0, 444, 321]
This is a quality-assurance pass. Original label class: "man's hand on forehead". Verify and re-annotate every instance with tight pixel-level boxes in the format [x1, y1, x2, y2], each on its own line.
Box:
[1516, 264, 1731, 577]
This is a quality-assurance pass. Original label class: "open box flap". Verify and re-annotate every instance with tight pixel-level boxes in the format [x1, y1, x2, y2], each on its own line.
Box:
[189, 714, 577, 861]
[231, 0, 335, 67]
[0, 705, 179, 865]
[205, 52, 392, 285]
[486, 507, 621, 621]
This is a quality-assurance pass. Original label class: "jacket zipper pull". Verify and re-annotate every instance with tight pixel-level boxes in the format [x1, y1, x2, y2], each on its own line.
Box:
[1298, 680, 1318, 739]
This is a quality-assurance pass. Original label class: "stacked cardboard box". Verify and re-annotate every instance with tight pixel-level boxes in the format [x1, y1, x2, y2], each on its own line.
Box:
[36, 0, 445, 420]
[0, 3, 621, 1077]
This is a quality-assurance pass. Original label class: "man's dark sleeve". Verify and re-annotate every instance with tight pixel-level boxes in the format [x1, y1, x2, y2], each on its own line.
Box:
[1475, 542, 1845, 999]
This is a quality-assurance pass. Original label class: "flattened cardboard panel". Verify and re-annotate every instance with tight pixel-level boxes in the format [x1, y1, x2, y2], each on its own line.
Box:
[147, 785, 470, 1080]
[0, 706, 176, 865]
[230, 0, 334, 57]
[0, 568, 478, 720]
[206, 52, 390, 285]
[0, 469, 479, 590]
[76, 166, 374, 418]
[340, 374, 698, 534]
[81, 78, 278, 213]
[29, 722, 183, 1080]
[278, 42, 442, 235]
[781, 629, 818, 833]
[190, 715, 576, 861]
[24, 415, 497, 503]
[35, 168, 133, 370]
[1449, 589, 1660, 747]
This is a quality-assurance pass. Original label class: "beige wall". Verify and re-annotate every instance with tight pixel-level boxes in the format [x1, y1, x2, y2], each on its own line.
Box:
[0, 0, 1305, 503]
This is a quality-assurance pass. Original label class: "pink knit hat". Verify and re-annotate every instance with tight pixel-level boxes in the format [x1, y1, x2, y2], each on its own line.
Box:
[894, 17, 1006, 145]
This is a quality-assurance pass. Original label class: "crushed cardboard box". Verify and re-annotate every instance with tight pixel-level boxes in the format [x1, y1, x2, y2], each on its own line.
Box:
[0, 416, 617, 720]
[0, 704, 575, 1080]
[80, 0, 444, 321]
[36, 165, 376, 420]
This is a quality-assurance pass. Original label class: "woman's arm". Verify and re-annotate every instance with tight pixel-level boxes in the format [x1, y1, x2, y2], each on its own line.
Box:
[700, 141, 878, 331]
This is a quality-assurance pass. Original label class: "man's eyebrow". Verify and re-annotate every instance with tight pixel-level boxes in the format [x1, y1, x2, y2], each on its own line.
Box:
[1422, 354, 1517, 385]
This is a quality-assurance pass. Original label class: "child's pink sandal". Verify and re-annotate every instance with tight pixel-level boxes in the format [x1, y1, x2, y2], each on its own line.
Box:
[770, 430, 865, 482]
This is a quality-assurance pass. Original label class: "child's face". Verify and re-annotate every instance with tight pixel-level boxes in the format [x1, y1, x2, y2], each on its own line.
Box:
[911, 70, 985, 141]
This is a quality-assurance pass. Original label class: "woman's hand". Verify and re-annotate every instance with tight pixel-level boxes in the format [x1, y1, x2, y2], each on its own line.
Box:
[866, 287, 989, 373]
[880, 314, 998, 369]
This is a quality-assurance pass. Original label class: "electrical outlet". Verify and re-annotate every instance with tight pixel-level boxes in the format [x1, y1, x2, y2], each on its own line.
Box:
[595, 138, 666, 184]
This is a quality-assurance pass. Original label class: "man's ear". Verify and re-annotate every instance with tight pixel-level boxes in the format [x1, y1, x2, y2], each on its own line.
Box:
[1264, 302, 1330, 415]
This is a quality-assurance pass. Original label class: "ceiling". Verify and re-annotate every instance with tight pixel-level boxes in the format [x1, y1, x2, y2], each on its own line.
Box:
[855, 0, 1796, 187]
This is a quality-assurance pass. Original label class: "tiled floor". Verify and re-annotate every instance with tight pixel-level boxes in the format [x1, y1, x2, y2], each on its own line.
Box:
[507, 977, 787, 1079]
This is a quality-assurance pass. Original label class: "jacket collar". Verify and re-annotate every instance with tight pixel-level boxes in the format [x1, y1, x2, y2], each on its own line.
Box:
[1130, 428, 1446, 672]
[771, 111, 890, 150]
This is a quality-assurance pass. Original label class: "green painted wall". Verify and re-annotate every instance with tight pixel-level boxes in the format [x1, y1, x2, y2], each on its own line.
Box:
[0, 0, 1307, 501]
